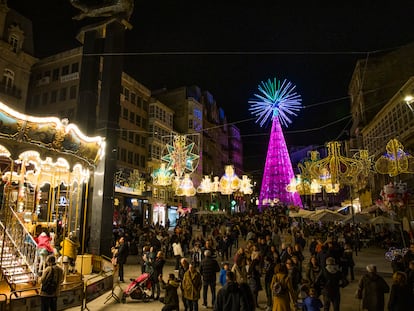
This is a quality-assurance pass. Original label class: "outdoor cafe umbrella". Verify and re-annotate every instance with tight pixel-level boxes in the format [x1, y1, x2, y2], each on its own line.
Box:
[369, 215, 406, 247]
[369, 215, 400, 225]
[309, 209, 346, 222]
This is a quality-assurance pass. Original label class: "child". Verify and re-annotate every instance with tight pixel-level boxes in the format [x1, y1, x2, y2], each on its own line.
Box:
[219, 262, 230, 286]
[303, 287, 323, 311]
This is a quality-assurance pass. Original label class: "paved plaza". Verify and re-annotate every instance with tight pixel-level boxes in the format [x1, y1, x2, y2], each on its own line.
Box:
[66, 243, 394, 311]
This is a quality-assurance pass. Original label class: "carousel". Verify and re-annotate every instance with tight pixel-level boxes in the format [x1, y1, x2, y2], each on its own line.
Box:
[0, 102, 106, 307]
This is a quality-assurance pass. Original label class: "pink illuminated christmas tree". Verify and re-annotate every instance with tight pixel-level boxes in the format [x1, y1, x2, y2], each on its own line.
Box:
[249, 78, 303, 209]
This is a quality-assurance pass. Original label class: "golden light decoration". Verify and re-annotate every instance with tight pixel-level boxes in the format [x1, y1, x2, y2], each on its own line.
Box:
[151, 163, 174, 186]
[197, 175, 214, 193]
[161, 135, 199, 179]
[175, 174, 196, 197]
[239, 175, 253, 195]
[375, 138, 414, 177]
[212, 176, 220, 192]
[219, 165, 241, 195]
[309, 141, 363, 188]
[352, 149, 373, 191]
[286, 175, 321, 195]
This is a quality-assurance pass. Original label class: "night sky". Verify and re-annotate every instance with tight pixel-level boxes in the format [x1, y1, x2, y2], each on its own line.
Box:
[9, 1, 414, 177]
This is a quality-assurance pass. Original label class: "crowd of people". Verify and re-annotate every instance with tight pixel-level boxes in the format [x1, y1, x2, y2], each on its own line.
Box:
[109, 206, 414, 311]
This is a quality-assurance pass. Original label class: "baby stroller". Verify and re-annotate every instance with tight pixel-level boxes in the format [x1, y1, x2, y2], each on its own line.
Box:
[121, 272, 153, 303]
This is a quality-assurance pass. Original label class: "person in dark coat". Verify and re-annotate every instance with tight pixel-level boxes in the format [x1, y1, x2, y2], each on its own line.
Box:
[116, 236, 129, 282]
[200, 249, 221, 308]
[214, 271, 250, 311]
[159, 273, 180, 311]
[40, 255, 64, 311]
[356, 264, 389, 311]
[402, 243, 414, 270]
[247, 253, 262, 309]
[315, 257, 348, 311]
[406, 260, 414, 297]
[388, 271, 412, 311]
[340, 243, 355, 281]
[151, 250, 166, 300]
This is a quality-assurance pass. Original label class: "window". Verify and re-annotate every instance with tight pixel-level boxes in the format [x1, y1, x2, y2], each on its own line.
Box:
[128, 131, 134, 143]
[142, 118, 147, 128]
[135, 115, 141, 127]
[129, 111, 135, 123]
[62, 65, 69, 76]
[71, 62, 79, 73]
[121, 129, 127, 140]
[131, 93, 136, 105]
[59, 88, 67, 101]
[44, 70, 51, 78]
[69, 85, 77, 99]
[122, 108, 128, 119]
[52, 68, 59, 81]
[124, 88, 130, 101]
[143, 100, 148, 111]
[135, 134, 140, 145]
[9, 34, 19, 53]
[189, 119, 193, 129]
[50, 90, 57, 103]
[2, 69, 14, 89]
[120, 148, 126, 162]
[141, 137, 146, 148]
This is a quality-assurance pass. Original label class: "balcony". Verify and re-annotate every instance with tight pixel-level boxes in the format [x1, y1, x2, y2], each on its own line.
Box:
[0, 82, 22, 99]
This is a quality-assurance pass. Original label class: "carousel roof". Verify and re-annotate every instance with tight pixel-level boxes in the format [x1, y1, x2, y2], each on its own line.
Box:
[0, 102, 104, 167]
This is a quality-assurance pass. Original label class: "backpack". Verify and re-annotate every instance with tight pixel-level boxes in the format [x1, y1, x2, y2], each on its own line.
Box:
[42, 268, 57, 295]
[272, 275, 286, 296]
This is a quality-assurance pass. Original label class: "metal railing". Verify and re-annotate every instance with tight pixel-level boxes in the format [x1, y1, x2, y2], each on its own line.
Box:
[0, 205, 38, 278]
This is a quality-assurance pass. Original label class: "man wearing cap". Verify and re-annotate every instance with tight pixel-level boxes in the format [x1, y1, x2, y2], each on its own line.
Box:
[315, 257, 348, 311]
[356, 264, 389, 311]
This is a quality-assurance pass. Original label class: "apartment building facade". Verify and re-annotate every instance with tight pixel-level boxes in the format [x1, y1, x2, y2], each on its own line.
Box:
[0, 2, 37, 111]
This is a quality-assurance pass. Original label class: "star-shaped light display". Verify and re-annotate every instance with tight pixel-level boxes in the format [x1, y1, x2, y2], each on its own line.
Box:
[161, 135, 199, 178]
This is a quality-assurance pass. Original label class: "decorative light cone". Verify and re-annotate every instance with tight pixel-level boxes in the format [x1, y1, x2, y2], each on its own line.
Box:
[259, 118, 302, 209]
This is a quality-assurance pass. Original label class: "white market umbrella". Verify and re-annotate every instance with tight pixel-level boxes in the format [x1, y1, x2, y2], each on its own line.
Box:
[309, 209, 346, 222]
[343, 213, 372, 224]
[369, 215, 400, 225]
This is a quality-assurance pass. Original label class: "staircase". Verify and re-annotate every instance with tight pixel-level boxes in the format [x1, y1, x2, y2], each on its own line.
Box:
[0, 205, 38, 293]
